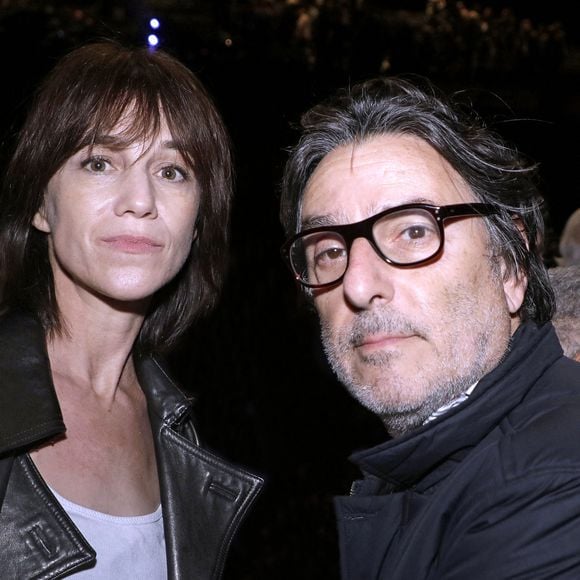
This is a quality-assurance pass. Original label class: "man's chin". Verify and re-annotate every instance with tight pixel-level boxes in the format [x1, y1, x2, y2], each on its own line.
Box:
[341, 371, 449, 431]
[345, 378, 428, 416]
[353, 391, 436, 436]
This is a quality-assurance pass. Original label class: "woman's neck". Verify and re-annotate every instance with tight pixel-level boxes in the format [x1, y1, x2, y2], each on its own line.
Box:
[48, 295, 147, 404]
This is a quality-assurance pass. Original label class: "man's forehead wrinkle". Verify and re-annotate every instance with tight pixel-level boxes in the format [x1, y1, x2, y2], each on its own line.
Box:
[300, 196, 435, 230]
[373, 196, 434, 213]
[299, 134, 474, 231]
[348, 139, 380, 174]
[349, 140, 357, 173]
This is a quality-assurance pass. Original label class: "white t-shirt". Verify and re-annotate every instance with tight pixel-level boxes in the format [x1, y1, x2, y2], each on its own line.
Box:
[50, 487, 167, 579]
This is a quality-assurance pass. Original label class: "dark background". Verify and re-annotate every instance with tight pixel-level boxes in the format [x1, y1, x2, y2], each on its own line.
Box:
[1, 1, 579, 578]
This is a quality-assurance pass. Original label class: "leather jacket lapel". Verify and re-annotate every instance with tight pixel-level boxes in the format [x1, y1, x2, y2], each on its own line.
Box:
[0, 454, 95, 578]
[136, 354, 264, 580]
[155, 424, 262, 579]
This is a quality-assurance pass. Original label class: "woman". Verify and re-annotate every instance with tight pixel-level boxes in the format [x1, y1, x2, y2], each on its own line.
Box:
[0, 42, 262, 579]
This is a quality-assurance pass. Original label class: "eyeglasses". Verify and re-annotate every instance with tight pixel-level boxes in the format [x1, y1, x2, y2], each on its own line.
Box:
[281, 202, 498, 289]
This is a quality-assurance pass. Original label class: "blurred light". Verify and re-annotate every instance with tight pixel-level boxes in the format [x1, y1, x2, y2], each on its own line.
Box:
[149, 18, 160, 30]
[225, 38, 233, 47]
[148, 34, 159, 48]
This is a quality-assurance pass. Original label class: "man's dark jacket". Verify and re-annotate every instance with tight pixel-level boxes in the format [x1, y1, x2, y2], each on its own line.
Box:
[335, 322, 580, 579]
[0, 310, 263, 579]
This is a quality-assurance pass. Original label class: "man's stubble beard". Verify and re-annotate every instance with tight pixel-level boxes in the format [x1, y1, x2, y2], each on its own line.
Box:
[319, 279, 512, 437]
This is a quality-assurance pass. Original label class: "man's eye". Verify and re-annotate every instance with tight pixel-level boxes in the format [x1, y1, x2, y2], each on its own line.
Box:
[324, 247, 345, 260]
[394, 222, 439, 243]
[404, 225, 428, 240]
[315, 246, 346, 264]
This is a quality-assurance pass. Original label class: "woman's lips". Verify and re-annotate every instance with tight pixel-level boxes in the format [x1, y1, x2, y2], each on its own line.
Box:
[100, 235, 164, 254]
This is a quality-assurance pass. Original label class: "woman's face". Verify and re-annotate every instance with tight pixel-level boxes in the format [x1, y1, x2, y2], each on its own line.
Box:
[33, 117, 200, 308]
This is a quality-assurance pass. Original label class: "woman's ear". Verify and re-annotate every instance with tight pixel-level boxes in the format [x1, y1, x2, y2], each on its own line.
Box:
[192, 215, 202, 243]
[32, 206, 51, 233]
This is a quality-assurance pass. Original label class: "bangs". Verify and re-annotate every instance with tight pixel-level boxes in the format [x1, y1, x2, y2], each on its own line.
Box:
[76, 89, 198, 174]
[83, 92, 162, 150]
[76, 79, 170, 168]
[53, 44, 198, 171]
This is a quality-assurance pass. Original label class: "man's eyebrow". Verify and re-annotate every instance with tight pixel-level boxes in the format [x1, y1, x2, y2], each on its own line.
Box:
[300, 214, 342, 229]
[300, 197, 434, 230]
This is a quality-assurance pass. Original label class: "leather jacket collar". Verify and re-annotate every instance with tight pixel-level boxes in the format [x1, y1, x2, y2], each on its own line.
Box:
[0, 310, 263, 579]
[0, 309, 65, 456]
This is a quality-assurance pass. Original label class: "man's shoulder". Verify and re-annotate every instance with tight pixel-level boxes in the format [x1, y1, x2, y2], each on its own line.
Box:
[506, 350, 580, 425]
[498, 359, 580, 479]
[548, 353, 580, 381]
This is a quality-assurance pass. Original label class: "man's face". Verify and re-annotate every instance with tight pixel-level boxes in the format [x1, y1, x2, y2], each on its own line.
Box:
[301, 134, 526, 435]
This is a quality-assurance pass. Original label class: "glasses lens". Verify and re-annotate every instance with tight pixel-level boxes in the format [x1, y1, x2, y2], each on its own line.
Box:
[290, 231, 348, 286]
[373, 208, 441, 265]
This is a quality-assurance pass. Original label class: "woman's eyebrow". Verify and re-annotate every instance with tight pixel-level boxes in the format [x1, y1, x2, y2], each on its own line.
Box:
[87, 137, 180, 153]
[160, 140, 179, 150]
[90, 134, 130, 149]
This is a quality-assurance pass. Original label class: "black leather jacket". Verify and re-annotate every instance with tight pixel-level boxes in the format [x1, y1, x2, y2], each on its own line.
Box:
[0, 310, 263, 579]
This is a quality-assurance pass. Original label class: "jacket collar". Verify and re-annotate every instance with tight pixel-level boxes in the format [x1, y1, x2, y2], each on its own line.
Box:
[134, 352, 196, 437]
[0, 310, 195, 455]
[0, 310, 262, 579]
[135, 349, 263, 580]
[0, 310, 65, 455]
[350, 322, 563, 489]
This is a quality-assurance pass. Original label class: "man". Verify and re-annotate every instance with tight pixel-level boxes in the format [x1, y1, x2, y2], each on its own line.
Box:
[557, 208, 580, 266]
[549, 265, 580, 361]
[280, 77, 580, 578]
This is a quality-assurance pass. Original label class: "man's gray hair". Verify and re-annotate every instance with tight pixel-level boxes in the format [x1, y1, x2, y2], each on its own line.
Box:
[281, 75, 555, 323]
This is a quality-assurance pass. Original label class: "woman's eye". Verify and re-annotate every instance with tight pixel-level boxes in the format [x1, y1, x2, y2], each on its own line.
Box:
[82, 156, 110, 173]
[160, 165, 187, 182]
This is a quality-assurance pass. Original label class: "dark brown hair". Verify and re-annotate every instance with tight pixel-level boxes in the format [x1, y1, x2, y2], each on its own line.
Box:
[0, 41, 233, 351]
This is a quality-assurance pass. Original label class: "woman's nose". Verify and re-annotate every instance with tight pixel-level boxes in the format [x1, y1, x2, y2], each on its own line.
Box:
[113, 170, 158, 219]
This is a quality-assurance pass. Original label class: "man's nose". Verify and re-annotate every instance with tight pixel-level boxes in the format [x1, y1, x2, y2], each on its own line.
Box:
[113, 170, 158, 219]
[341, 237, 395, 309]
